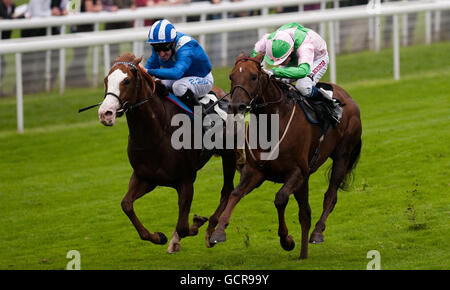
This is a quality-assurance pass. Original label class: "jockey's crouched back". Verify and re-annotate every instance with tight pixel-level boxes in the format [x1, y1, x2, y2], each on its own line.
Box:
[144, 19, 213, 111]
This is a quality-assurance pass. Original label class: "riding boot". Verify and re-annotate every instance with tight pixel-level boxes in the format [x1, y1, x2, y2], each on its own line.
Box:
[180, 89, 202, 112]
[308, 86, 342, 124]
[180, 89, 213, 132]
[317, 88, 342, 124]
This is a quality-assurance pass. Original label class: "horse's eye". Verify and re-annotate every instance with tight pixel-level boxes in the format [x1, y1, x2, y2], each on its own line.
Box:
[229, 74, 233, 81]
[123, 78, 131, 85]
[251, 74, 257, 81]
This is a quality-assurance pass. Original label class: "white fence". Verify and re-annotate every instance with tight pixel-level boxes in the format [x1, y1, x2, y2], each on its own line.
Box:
[1, 0, 450, 133]
[0, 0, 337, 88]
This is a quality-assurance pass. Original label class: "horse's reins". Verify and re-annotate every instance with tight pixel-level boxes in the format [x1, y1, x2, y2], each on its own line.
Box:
[231, 57, 284, 112]
[232, 57, 296, 165]
[78, 61, 156, 116]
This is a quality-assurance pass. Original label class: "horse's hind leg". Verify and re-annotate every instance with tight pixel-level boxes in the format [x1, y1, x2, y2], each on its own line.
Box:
[310, 155, 348, 244]
[206, 151, 236, 248]
[121, 172, 167, 245]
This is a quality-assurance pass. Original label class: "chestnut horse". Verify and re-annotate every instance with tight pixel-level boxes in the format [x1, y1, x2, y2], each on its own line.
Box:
[97, 53, 236, 253]
[210, 53, 362, 259]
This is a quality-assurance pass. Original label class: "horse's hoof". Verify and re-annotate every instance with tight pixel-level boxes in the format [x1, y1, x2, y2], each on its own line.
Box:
[209, 230, 226, 244]
[157, 232, 168, 245]
[205, 238, 216, 248]
[167, 242, 181, 254]
[193, 214, 208, 227]
[309, 232, 324, 244]
[280, 235, 295, 251]
[205, 233, 216, 248]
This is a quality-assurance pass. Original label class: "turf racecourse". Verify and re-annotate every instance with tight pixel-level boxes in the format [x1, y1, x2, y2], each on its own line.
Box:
[0, 42, 449, 270]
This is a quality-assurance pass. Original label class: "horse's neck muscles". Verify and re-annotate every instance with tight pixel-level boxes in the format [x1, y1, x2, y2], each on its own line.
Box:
[261, 79, 292, 116]
[126, 95, 167, 150]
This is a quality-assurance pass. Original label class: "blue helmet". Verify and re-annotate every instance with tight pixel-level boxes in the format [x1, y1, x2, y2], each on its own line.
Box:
[147, 19, 177, 44]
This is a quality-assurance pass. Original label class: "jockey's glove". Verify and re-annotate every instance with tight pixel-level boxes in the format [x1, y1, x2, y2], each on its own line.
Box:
[262, 68, 274, 78]
[277, 78, 294, 84]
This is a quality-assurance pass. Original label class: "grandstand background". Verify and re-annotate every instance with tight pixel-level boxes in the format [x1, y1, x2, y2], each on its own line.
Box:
[1, 0, 449, 97]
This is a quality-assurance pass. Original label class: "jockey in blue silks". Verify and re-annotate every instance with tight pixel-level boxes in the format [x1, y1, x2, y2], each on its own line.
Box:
[144, 19, 213, 113]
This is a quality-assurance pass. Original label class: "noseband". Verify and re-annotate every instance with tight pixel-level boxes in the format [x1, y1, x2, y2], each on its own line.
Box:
[230, 57, 283, 112]
[78, 61, 155, 115]
[104, 61, 151, 118]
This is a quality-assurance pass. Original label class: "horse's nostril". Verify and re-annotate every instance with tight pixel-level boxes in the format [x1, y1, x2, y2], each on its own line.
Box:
[105, 110, 113, 117]
[238, 104, 247, 112]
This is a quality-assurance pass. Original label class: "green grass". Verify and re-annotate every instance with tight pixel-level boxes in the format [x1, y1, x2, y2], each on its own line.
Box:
[0, 42, 449, 269]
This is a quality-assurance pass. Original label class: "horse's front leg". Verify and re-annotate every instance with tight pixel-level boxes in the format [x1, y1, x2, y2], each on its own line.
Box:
[206, 150, 236, 248]
[210, 165, 264, 244]
[121, 172, 167, 245]
[167, 181, 208, 253]
[274, 169, 306, 253]
[294, 177, 311, 259]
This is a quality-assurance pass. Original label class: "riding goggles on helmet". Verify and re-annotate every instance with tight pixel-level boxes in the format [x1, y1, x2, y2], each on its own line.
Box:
[152, 42, 174, 52]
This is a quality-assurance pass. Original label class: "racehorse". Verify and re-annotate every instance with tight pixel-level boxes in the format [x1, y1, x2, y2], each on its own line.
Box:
[210, 53, 362, 259]
[97, 53, 236, 253]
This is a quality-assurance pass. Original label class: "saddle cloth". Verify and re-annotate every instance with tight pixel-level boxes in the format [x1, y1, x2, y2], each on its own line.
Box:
[165, 92, 228, 121]
[292, 82, 337, 137]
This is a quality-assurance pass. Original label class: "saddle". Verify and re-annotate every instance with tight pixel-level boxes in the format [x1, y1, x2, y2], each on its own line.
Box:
[285, 82, 344, 137]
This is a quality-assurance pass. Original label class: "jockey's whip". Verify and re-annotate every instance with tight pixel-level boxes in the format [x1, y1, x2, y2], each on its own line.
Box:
[78, 102, 102, 113]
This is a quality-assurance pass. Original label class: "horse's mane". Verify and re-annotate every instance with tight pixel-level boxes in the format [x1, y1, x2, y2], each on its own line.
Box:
[235, 52, 291, 97]
[114, 52, 136, 63]
[114, 53, 158, 96]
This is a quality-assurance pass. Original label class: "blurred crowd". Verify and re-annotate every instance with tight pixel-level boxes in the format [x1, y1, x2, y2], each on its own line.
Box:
[1, 0, 449, 95]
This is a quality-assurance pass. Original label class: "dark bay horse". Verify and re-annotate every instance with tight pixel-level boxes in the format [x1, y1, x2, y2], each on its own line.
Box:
[210, 53, 362, 259]
[97, 53, 236, 253]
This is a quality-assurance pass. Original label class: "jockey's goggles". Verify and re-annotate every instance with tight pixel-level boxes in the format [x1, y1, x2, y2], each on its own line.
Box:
[152, 42, 173, 52]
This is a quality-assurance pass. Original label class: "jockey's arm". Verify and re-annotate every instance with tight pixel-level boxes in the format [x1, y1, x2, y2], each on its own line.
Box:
[252, 33, 270, 58]
[147, 49, 193, 80]
[144, 50, 160, 70]
[272, 41, 313, 79]
[273, 63, 310, 79]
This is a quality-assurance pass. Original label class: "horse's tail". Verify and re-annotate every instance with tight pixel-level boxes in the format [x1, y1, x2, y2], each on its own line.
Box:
[334, 138, 362, 191]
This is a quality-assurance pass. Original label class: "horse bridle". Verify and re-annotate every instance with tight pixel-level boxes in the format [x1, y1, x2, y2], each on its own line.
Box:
[231, 57, 297, 167]
[78, 61, 155, 116]
[104, 61, 153, 118]
[230, 57, 283, 112]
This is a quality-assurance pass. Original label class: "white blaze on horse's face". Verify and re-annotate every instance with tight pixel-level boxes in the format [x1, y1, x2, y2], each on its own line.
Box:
[98, 69, 127, 126]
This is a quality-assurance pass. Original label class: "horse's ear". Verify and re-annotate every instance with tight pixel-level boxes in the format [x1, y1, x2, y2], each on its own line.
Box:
[236, 52, 247, 61]
[254, 52, 264, 64]
[134, 56, 143, 66]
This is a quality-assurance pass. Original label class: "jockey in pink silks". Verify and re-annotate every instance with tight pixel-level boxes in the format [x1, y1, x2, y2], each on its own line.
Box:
[252, 22, 342, 123]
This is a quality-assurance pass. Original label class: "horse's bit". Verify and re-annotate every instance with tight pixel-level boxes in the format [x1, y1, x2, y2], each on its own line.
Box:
[78, 61, 154, 116]
[230, 57, 283, 113]
[231, 57, 296, 166]
[104, 62, 152, 118]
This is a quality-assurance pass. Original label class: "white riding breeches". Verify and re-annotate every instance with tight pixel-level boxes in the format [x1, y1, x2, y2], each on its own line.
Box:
[160, 72, 214, 97]
[295, 53, 329, 97]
